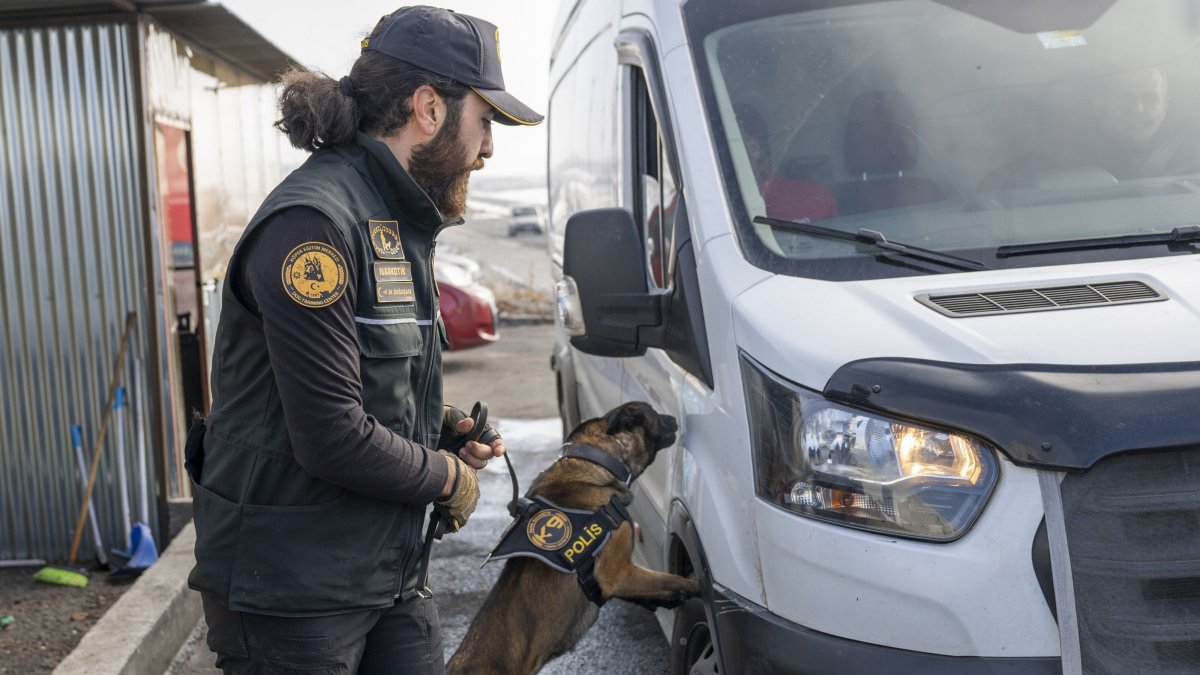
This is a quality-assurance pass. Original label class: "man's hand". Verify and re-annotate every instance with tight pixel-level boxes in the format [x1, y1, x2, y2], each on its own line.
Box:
[439, 404, 505, 469]
[436, 453, 479, 533]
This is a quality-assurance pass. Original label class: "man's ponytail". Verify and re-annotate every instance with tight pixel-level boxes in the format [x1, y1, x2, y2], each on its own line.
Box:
[274, 68, 362, 152]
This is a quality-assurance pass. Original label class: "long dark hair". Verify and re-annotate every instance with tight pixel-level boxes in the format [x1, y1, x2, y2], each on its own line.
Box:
[275, 22, 470, 152]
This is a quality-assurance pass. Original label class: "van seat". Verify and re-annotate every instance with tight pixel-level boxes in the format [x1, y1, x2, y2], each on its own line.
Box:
[838, 90, 943, 214]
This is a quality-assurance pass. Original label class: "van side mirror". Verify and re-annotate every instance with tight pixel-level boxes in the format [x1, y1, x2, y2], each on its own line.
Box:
[559, 208, 662, 357]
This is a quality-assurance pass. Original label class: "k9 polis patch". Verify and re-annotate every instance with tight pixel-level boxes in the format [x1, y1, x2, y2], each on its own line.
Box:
[282, 242, 348, 308]
[485, 497, 625, 574]
[527, 509, 572, 551]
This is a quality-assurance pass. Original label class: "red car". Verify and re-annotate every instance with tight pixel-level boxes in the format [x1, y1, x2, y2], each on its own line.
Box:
[436, 258, 498, 351]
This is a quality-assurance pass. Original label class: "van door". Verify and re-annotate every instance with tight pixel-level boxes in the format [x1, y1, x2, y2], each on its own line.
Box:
[548, 13, 624, 428]
[616, 32, 713, 573]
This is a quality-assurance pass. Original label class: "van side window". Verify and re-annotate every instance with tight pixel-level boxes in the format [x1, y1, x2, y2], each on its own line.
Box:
[632, 72, 678, 290]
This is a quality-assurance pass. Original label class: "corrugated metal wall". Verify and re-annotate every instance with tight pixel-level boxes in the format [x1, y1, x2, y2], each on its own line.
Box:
[0, 21, 157, 562]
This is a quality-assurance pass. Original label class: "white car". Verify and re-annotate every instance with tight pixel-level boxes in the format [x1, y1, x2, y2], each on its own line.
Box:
[507, 204, 545, 236]
[548, 1, 1200, 674]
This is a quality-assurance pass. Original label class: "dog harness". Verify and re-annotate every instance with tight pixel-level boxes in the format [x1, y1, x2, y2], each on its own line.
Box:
[483, 443, 635, 607]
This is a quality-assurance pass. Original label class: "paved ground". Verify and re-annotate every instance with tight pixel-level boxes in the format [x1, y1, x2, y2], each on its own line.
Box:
[169, 322, 672, 673]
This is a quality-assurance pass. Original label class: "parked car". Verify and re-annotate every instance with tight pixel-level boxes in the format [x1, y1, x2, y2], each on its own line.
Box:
[549, 1, 1200, 674]
[436, 259, 498, 351]
[507, 204, 545, 236]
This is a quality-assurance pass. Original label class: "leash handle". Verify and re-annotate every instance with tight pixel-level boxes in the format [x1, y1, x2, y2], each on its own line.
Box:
[466, 401, 488, 443]
[434, 402, 489, 539]
[465, 401, 523, 518]
[417, 401, 497, 595]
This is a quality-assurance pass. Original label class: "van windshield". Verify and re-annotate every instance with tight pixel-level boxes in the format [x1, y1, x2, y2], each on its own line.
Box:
[685, 0, 1200, 279]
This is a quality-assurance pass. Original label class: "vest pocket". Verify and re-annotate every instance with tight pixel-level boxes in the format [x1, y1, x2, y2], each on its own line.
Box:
[189, 482, 240, 599]
[228, 494, 407, 614]
[356, 319, 422, 358]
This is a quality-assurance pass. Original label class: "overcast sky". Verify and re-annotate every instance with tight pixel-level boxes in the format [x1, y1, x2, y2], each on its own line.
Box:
[221, 0, 563, 177]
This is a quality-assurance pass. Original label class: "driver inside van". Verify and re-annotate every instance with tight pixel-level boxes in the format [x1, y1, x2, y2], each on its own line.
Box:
[979, 66, 1199, 190]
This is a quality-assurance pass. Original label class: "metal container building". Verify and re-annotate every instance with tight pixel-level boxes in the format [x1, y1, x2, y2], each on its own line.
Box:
[0, 0, 300, 562]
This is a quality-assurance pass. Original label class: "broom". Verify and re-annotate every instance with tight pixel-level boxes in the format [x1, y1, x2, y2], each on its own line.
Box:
[34, 311, 136, 587]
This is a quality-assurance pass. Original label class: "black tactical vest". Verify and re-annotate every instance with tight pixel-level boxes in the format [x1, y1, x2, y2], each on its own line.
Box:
[188, 133, 458, 615]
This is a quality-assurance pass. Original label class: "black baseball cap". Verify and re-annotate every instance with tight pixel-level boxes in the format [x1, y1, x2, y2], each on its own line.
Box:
[361, 5, 544, 126]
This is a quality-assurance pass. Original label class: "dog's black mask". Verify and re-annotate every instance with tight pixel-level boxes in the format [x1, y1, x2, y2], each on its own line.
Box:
[604, 401, 678, 466]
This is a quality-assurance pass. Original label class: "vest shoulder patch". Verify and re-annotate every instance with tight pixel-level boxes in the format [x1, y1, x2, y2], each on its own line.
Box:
[368, 220, 406, 259]
[281, 241, 349, 308]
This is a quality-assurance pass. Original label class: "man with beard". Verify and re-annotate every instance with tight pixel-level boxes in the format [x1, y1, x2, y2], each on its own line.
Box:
[186, 6, 542, 674]
[980, 66, 1200, 190]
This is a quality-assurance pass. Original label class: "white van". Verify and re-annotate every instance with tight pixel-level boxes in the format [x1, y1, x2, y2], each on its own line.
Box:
[547, 1, 1200, 673]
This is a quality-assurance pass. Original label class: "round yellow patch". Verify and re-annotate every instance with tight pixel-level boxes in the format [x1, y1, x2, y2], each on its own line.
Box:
[526, 509, 572, 551]
[281, 242, 348, 308]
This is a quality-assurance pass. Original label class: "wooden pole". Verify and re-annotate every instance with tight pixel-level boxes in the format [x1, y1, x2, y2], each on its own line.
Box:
[68, 311, 136, 565]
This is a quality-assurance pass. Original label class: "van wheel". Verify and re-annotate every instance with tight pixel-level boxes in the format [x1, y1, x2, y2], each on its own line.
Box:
[671, 594, 719, 675]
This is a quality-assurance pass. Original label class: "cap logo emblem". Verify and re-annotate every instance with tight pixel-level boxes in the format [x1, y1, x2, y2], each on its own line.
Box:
[494, 28, 501, 61]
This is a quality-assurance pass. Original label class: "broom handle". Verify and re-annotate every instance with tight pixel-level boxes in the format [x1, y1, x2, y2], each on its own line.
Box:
[68, 311, 136, 565]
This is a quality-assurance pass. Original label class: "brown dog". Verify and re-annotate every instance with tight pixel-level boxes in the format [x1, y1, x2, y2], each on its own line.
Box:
[446, 402, 700, 675]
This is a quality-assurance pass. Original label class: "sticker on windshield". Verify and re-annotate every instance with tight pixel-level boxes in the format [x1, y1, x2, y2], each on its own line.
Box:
[1038, 30, 1087, 50]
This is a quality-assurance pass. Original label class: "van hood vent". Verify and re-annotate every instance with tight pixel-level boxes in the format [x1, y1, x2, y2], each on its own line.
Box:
[917, 280, 1165, 317]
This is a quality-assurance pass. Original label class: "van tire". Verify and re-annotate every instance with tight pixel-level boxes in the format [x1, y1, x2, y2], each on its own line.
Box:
[671, 593, 719, 674]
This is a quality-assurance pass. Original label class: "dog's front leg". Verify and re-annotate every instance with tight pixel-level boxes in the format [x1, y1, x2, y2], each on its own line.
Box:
[594, 522, 701, 608]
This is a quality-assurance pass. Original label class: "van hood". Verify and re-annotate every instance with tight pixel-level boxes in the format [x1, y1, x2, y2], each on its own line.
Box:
[731, 255, 1200, 390]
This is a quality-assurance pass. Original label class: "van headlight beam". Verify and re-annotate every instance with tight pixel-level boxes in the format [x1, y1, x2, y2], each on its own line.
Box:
[741, 354, 998, 542]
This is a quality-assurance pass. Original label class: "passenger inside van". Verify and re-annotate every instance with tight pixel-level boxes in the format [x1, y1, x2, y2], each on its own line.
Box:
[734, 103, 838, 222]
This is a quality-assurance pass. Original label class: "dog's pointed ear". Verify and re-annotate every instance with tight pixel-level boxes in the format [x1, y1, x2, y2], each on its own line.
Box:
[605, 402, 655, 436]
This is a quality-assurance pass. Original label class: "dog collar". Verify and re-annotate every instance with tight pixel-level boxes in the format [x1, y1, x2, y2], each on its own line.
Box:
[558, 443, 634, 487]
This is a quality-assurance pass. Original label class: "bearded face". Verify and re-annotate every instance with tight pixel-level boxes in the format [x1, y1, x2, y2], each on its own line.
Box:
[408, 101, 484, 218]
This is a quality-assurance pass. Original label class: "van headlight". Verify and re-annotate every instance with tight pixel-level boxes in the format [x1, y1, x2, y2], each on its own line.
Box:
[741, 354, 997, 542]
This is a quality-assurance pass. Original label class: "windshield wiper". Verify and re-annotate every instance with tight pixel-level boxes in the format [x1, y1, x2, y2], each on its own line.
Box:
[996, 225, 1200, 258]
[753, 216, 989, 272]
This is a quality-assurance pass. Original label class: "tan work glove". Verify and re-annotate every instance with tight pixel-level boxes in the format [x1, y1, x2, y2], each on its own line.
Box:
[439, 404, 502, 451]
[435, 453, 479, 533]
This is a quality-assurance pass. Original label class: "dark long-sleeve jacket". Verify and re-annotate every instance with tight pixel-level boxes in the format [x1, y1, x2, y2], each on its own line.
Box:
[188, 132, 458, 615]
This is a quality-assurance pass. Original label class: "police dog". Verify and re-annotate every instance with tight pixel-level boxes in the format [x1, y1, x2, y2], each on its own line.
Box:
[446, 401, 700, 675]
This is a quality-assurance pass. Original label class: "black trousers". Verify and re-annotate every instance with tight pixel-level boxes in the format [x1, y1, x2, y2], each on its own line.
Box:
[201, 592, 444, 675]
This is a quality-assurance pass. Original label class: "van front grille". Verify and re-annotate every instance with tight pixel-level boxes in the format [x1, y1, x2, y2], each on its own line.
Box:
[1061, 449, 1200, 675]
[917, 280, 1164, 317]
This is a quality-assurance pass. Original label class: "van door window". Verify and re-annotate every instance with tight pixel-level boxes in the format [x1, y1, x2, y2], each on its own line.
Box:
[632, 72, 679, 290]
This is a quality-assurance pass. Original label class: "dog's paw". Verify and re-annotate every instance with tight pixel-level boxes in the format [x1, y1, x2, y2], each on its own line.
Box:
[632, 587, 695, 610]
[659, 592, 689, 609]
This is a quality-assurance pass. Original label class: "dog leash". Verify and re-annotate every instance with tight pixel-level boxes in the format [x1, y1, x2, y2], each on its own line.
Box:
[415, 401, 489, 599]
